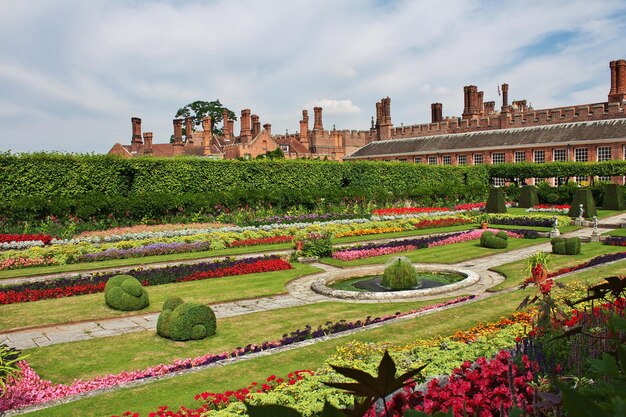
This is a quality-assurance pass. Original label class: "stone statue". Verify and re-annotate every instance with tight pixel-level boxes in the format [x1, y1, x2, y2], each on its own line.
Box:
[593, 215, 599, 231]
[578, 203, 584, 220]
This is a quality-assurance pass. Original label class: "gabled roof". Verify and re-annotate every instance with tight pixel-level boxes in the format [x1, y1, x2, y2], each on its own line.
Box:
[345, 118, 626, 159]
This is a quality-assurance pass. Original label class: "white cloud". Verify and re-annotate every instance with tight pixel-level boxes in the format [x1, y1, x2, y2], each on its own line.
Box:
[306, 99, 361, 115]
[329, 64, 357, 78]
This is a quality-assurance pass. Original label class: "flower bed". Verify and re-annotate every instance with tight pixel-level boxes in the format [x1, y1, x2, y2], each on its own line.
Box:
[0, 256, 57, 271]
[526, 204, 570, 214]
[546, 251, 626, 279]
[228, 235, 292, 247]
[0, 256, 291, 306]
[603, 236, 626, 246]
[0, 296, 475, 411]
[248, 213, 363, 226]
[0, 234, 54, 250]
[332, 229, 523, 261]
[75, 223, 230, 239]
[335, 217, 472, 238]
[373, 207, 451, 216]
[488, 214, 570, 228]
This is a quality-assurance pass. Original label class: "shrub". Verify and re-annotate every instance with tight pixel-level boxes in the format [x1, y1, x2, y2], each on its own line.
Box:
[518, 185, 538, 208]
[602, 183, 625, 210]
[495, 231, 508, 240]
[551, 237, 581, 255]
[381, 258, 417, 290]
[479, 230, 494, 247]
[567, 189, 597, 218]
[482, 235, 508, 249]
[300, 233, 333, 258]
[104, 275, 149, 311]
[157, 297, 216, 341]
[485, 188, 507, 213]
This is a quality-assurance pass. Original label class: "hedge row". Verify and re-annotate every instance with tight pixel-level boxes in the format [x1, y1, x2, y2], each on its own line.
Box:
[488, 161, 626, 180]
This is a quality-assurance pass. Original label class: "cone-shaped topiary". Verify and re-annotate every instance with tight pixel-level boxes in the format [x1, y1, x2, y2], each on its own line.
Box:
[157, 296, 216, 341]
[104, 275, 149, 311]
[602, 183, 625, 211]
[567, 189, 597, 218]
[381, 257, 417, 290]
[518, 186, 539, 208]
[485, 188, 507, 213]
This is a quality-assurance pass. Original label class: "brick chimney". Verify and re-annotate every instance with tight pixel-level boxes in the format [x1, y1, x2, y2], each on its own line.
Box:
[512, 99, 527, 112]
[462, 86, 480, 119]
[143, 132, 153, 155]
[222, 110, 231, 139]
[240, 109, 252, 144]
[202, 116, 212, 156]
[131, 117, 142, 153]
[313, 107, 323, 130]
[431, 103, 443, 123]
[228, 120, 234, 140]
[500, 83, 510, 129]
[501, 83, 509, 108]
[263, 123, 272, 135]
[609, 59, 626, 103]
[251, 114, 261, 138]
[173, 119, 183, 146]
[377, 97, 392, 140]
[185, 117, 194, 144]
[483, 101, 495, 115]
[300, 110, 309, 148]
[477, 91, 484, 116]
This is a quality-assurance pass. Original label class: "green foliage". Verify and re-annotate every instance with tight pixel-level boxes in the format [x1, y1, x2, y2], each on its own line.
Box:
[479, 230, 494, 246]
[301, 233, 333, 258]
[518, 185, 538, 208]
[567, 189, 597, 218]
[551, 237, 580, 255]
[157, 297, 216, 341]
[485, 188, 507, 213]
[481, 235, 508, 249]
[495, 231, 508, 240]
[104, 275, 149, 311]
[1, 343, 26, 392]
[603, 183, 625, 210]
[488, 160, 626, 181]
[382, 258, 417, 290]
[175, 100, 237, 135]
[257, 148, 285, 159]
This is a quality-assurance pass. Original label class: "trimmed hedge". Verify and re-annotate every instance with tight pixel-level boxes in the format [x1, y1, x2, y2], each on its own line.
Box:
[567, 189, 597, 218]
[602, 183, 625, 210]
[518, 186, 538, 208]
[480, 231, 508, 249]
[488, 161, 626, 181]
[551, 237, 581, 255]
[485, 188, 507, 213]
[156, 297, 216, 341]
[104, 275, 149, 311]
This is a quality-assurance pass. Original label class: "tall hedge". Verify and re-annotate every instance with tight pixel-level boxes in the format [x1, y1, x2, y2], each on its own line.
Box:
[603, 184, 625, 210]
[518, 186, 539, 208]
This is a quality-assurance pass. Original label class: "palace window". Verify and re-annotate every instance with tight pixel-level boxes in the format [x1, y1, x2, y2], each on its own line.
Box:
[574, 147, 588, 162]
[428, 156, 437, 165]
[442, 155, 451, 165]
[398, 158, 407, 162]
[553, 149, 567, 162]
[457, 155, 467, 165]
[473, 154, 484, 165]
[491, 152, 505, 164]
[493, 177, 506, 187]
[597, 146, 612, 161]
[414, 156, 422, 163]
[514, 151, 526, 163]
[533, 150, 545, 163]
[280, 144, 289, 153]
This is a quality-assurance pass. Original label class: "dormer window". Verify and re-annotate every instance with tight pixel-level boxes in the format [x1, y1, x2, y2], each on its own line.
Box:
[280, 145, 289, 153]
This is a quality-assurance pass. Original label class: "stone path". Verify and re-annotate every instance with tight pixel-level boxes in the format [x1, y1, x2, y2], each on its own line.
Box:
[0, 216, 623, 350]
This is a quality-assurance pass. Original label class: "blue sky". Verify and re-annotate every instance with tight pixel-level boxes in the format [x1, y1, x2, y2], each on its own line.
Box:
[1, 0, 626, 153]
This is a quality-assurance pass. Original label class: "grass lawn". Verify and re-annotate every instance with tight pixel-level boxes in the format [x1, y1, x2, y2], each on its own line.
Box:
[488, 242, 626, 291]
[321, 237, 549, 268]
[506, 207, 625, 221]
[0, 264, 322, 332]
[491, 224, 579, 233]
[27, 266, 609, 417]
[25, 297, 456, 384]
[0, 226, 476, 281]
[603, 227, 626, 236]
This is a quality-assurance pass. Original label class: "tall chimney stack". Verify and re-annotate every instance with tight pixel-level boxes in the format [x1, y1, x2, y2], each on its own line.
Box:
[379, 97, 392, 140]
[609, 59, 626, 103]
[431, 103, 443, 123]
[263, 123, 272, 135]
[313, 107, 323, 130]
[173, 119, 183, 145]
[142, 132, 153, 155]
[131, 117, 142, 153]
[300, 110, 309, 147]
[501, 83, 509, 108]
[185, 117, 194, 144]
[202, 116, 212, 155]
[251, 114, 260, 138]
[240, 109, 252, 144]
[222, 110, 230, 139]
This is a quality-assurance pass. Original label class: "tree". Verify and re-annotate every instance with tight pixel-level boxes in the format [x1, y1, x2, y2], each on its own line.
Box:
[175, 100, 237, 135]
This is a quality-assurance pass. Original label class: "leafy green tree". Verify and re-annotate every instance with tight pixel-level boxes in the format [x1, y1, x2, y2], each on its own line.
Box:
[175, 100, 237, 135]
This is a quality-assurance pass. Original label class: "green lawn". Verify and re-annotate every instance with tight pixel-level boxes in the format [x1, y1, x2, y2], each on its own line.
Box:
[488, 242, 626, 291]
[506, 207, 625, 220]
[603, 227, 626, 236]
[321, 237, 549, 267]
[0, 264, 322, 332]
[27, 266, 609, 417]
[25, 297, 455, 384]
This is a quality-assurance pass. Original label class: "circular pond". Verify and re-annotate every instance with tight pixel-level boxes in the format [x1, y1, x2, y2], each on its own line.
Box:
[311, 264, 480, 301]
[330, 271, 465, 292]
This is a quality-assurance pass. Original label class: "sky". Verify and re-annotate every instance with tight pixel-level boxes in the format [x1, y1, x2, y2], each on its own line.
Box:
[1, 0, 626, 154]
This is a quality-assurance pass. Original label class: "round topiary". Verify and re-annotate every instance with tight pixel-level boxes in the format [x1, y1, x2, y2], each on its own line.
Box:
[381, 257, 417, 290]
[482, 235, 508, 249]
[495, 231, 509, 240]
[565, 237, 581, 255]
[157, 297, 216, 341]
[104, 275, 149, 311]
[480, 231, 494, 246]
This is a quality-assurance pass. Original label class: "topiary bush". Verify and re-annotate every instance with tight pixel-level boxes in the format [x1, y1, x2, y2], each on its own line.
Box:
[602, 183, 625, 210]
[104, 275, 149, 311]
[567, 189, 597, 218]
[495, 231, 509, 240]
[485, 188, 507, 213]
[157, 297, 216, 341]
[551, 237, 581, 255]
[518, 186, 538, 208]
[381, 257, 417, 290]
[480, 231, 508, 249]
